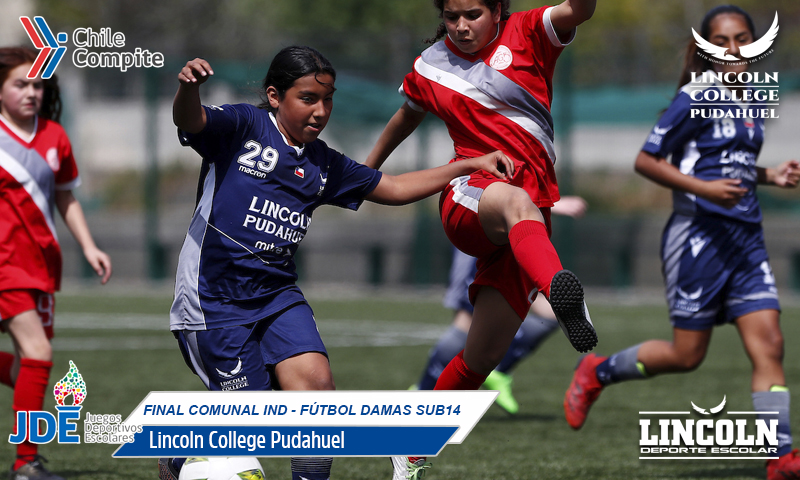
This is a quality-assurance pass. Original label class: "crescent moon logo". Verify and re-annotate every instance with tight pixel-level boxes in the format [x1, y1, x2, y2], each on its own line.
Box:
[691, 395, 726, 415]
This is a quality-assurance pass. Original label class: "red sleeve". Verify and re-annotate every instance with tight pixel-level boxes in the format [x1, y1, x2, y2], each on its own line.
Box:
[53, 124, 80, 190]
[517, 7, 575, 70]
[400, 62, 429, 113]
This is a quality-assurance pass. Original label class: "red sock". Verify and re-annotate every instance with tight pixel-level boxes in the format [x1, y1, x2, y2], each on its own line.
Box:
[508, 220, 563, 298]
[0, 352, 13, 387]
[12, 358, 52, 470]
[433, 351, 488, 391]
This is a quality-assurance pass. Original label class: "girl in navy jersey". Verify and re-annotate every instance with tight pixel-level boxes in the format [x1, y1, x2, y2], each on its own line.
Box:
[364, 1, 597, 476]
[160, 46, 513, 480]
[0, 47, 112, 480]
[563, 6, 800, 479]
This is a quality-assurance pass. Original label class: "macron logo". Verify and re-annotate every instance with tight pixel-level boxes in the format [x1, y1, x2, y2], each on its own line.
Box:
[689, 236, 706, 258]
[20, 16, 67, 79]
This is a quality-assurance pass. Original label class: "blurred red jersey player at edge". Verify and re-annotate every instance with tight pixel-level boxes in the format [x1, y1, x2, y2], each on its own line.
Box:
[0, 46, 112, 480]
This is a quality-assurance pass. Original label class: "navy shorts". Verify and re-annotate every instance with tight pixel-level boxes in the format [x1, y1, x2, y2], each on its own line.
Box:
[661, 214, 780, 330]
[174, 302, 327, 391]
[442, 248, 478, 313]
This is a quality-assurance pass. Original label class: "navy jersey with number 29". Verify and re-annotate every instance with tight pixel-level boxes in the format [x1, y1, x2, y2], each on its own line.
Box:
[170, 104, 381, 331]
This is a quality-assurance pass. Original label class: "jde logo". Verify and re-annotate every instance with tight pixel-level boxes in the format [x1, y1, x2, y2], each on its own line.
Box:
[9, 361, 87, 445]
[639, 396, 779, 459]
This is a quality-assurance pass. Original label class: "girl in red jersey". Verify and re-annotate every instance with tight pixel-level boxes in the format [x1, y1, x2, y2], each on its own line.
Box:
[0, 47, 112, 480]
[365, 1, 597, 476]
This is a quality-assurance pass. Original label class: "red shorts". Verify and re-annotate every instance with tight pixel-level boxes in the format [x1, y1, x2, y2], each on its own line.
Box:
[0, 289, 55, 339]
[439, 174, 552, 319]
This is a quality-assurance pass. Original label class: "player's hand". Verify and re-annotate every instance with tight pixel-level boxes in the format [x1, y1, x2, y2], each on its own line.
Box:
[178, 58, 214, 85]
[467, 150, 515, 180]
[552, 196, 588, 218]
[773, 160, 800, 188]
[698, 178, 748, 209]
[83, 247, 112, 284]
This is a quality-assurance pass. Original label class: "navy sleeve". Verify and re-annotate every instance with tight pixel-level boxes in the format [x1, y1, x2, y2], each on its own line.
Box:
[323, 150, 383, 210]
[178, 104, 252, 161]
[642, 91, 701, 159]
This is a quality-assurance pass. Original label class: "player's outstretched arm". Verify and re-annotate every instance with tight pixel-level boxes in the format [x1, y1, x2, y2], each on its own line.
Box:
[55, 190, 112, 284]
[365, 103, 427, 170]
[550, 0, 596, 38]
[366, 151, 514, 206]
[635, 150, 748, 209]
[757, 160, 800, 188]
[173, 58, 215, 134]
[551, 196, 587, 218]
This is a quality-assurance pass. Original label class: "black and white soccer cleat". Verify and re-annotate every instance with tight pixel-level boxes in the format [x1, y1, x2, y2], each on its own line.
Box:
[549, 270, 597, 353]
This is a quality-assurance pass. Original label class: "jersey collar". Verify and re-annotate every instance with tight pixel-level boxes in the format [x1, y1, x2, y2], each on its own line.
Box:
[268, 111, 305, 156]
[0, 113, 37, 144]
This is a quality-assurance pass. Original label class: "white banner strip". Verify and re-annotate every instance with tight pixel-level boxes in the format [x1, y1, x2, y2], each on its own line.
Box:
[123, 390, 497, 444]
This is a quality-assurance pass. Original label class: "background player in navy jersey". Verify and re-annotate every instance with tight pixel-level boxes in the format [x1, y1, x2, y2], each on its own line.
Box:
[158, 46, 514, 480]
[563, 6, 800, 479]
[415, 196, 587, 415]
[0, 47, 112, 480]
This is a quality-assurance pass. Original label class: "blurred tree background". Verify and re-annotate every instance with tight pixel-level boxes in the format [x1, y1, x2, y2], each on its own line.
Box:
[37, 0, 800, 88]
[24, 0, 800, 287]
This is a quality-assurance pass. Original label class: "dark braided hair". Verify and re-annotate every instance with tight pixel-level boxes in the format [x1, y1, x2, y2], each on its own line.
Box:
[0, 46, 62, 122]
[426, 0, 511, 44]
[257, 46, 336, 113]
[677, 5, 755, 90]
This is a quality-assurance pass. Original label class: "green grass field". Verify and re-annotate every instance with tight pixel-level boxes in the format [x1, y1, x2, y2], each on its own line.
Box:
[1, 292, 799, 479]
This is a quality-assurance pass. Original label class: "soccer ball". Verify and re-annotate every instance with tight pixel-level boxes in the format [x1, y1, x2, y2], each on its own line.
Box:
[178, 457, 265, 480]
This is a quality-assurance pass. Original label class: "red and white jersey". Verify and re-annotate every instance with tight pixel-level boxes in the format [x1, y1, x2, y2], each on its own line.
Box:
[401, 6, 573, 207]
[0, 115, 80, 293]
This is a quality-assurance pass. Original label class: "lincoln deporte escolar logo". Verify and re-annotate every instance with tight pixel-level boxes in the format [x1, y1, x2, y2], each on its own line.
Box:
[693, 12, 779, 62]
[19, 16, 68, 79]
[639, 396, 779, 459]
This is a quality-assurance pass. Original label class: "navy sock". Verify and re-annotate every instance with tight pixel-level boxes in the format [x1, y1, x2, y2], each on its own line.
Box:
[171, 458, 185, 471]
[418, 325, 468, 390]
[496, 315, 558, 373]
[753, 388, 792, 457]
[291, 457, 332, 480]
[595, 344, 647, 385]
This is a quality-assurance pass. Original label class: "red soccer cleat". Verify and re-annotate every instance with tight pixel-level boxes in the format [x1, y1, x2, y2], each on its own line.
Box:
[767, 449, 800, 480]
[564, 353, 607, 430]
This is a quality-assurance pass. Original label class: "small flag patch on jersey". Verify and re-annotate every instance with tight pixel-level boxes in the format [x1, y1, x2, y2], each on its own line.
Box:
[295, 167, 305, 178]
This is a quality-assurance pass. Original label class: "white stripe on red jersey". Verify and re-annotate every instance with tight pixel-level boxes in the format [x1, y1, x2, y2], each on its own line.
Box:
[399, 7, 575, 208]
[0, 115, 80, 292]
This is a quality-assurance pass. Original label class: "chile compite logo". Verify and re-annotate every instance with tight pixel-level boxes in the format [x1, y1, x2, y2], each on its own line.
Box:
[19, 15, 164, 78]
[20, 16, 67, 79]
[9, 361, 86, 445]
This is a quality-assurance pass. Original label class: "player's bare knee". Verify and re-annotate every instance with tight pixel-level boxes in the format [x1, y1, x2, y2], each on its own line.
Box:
[301, 372, 335, 391]
[765, 330, 784, 356]
[19, 339, 52, 362]
[677, 351, 706, 371]
[504, 191, 544, 229]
